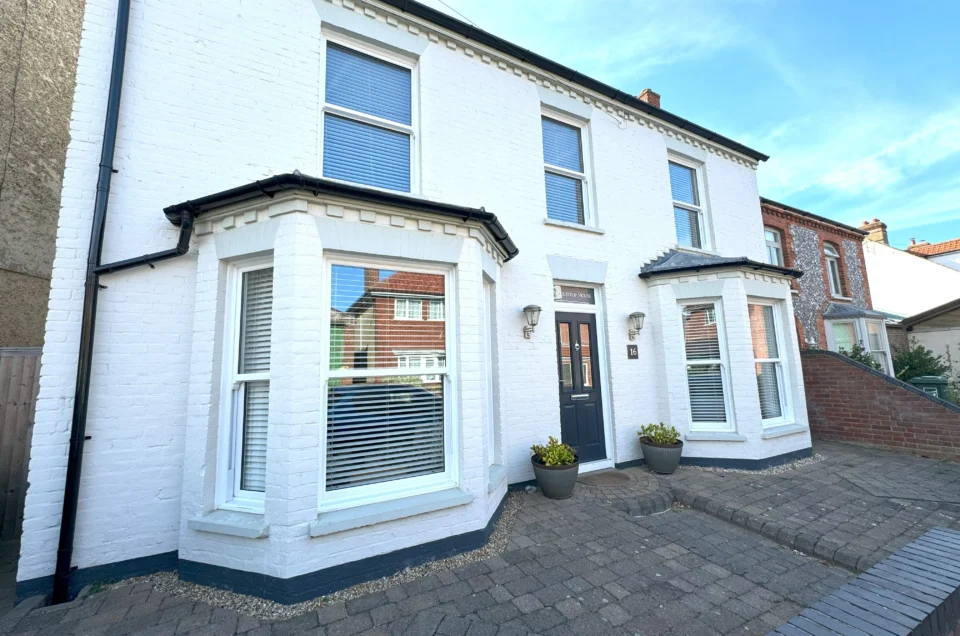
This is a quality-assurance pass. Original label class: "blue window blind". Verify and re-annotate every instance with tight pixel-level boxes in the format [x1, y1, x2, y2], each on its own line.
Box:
[323, 43, 412, 192]
[544, 172, 584, 224]
[325, 43, 411, 125]
[542, 117, 586, 224]
[542, 118, 582, 171]
[668, 162, 698, 205]
[324, 114, 410, 192]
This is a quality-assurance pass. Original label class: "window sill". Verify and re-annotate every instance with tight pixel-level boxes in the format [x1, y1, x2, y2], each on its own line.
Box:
[188, 509, 269, 539]
[831, 295, 854, 302]
[674, 246, 719, 257]
[543, 219, 605, 234]
[309, 487, 473, 537]
[761, 423, 807, 439]
[488, 464, 507, 493]
[685, 431, 746, 442]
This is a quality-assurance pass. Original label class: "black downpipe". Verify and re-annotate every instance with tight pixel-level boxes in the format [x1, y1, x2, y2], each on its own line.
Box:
[53, 0, 195, 603]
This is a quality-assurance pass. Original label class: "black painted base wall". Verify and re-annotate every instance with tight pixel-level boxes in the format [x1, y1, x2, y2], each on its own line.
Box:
[17, 495, 507, 606]
[16, 551, 178, 603]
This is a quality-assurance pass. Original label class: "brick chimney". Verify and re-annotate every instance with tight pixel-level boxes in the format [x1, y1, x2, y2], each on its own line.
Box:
[860, 218, 888, 245]
[638, 88, 660, 108]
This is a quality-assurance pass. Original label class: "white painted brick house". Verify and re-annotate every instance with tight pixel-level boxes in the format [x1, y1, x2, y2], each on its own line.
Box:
[18, 0, 812, 603]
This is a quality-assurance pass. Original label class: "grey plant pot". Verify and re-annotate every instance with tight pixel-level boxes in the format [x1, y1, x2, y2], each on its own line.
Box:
[531, 456, 580, 499]
[640, 439, 683, 474]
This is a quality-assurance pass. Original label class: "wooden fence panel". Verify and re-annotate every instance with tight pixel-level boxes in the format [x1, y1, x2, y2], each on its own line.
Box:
[0, 348, 41, 542]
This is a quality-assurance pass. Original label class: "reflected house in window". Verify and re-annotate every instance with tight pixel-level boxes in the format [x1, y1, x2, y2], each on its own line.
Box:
[338, 268, 446, 390]
[760, 198, 893, 373]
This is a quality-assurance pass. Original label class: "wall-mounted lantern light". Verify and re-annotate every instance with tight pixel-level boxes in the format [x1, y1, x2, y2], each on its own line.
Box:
[523, 305, 542, 339]
[628, 312, 646, 341]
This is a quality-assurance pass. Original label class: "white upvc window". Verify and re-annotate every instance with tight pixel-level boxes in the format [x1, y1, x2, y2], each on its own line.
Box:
[482, 279, 497, 465]
[765, 228, 783, 266]
[824, 243, 844, 297]
[322, 258, 456, 511]
[428, 300, 444, 321]
[681, 301, 732, 431]
[394, 298, 423, 320]
[541, 112, 592, 225]
[321, 35, 417, 193]
[748, 302, 790, 426]
[669, 158, 709, 250]
[219, 262, 273, 511]
[864, 319, 890, 373]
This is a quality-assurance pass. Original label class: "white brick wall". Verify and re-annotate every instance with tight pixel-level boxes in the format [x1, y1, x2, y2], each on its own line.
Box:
[20, 0, 806, 584]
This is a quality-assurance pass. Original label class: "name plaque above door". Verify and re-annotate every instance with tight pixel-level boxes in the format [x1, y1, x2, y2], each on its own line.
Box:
[554, 285, 595, 304]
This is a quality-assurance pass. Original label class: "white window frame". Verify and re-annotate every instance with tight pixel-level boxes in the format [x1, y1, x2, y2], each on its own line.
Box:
[541, 108, 595, 227]
[765, 228, 783, 266]
[482, 279, 498, 466]
[748, 299, 792, 427]
[826, 318, 893, 374]
[394, 298, 423, 320]
[216, 257, 273, 513]
[668, 154, 711, 251]
[319, 255, 458, 513]
[679, 300, 734, 432]
[318, 31, 420, 194]
[824, 243, 844, 297]
[396, 352, 443, 384]
[864, 319, 893, 373]
[428, 299, 444, 321]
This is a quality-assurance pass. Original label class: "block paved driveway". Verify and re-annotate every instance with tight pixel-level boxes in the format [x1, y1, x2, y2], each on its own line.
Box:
[3, 441, 958, 635]
[666, 441, 960, 572]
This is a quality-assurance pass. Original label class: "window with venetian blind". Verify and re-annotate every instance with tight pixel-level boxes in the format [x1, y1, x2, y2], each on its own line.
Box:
[681, 302, 729, 429]
[323, 42, 413, 192]
[669, 161, 706, 249]
[541, 116, 589, 225]
[748, 304, 786, 423]
[230, 267, 273, 503]
[325, 263, 450, 502]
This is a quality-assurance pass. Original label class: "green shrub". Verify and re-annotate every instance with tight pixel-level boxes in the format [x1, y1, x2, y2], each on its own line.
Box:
[839, 343, 883, 371]
[531, 436, 577, 466]
[892, 338, 951, 381]
[638, 422, 680, 446]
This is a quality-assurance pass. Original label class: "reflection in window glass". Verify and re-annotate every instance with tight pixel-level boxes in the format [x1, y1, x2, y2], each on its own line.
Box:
[558, 322, 573, 390]
[579, 323, 593, 388]
[682, 303, 727, 424]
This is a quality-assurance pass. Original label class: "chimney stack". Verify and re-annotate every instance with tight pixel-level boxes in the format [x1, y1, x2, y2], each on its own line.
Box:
[860, 218, 888, 245]
[907, 238, 930, 252]
[638, 88, 660, 109]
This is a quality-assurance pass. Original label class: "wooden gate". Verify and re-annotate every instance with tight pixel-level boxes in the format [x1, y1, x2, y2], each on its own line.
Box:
[0, 348, 41, 544]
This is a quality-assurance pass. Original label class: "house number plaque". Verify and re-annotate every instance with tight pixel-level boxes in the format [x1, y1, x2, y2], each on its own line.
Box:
[627, 345, 639, 360]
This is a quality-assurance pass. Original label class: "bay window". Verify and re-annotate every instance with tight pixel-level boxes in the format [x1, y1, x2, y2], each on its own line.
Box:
[223, 264, 273, 509]
[865, 320, 889, 372]
[324, 261, 453, 508]
[681, 302, 730, 430]
[748, 303, 788, 424]
[669, 160, 707, 249]
[323, 41, 414, 192]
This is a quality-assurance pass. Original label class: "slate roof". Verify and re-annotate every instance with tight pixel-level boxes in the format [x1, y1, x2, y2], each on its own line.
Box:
[821, 302, 888, 320]
[906, 237, 960, 257]
[638, 249, 802, 279]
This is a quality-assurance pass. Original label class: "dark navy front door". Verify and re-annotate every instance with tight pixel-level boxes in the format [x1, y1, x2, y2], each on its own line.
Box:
[555, 312, 606, 462]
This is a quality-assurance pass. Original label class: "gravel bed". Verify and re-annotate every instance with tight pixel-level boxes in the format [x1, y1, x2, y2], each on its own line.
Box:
[106, 493, 523, 621]
[677, 452, 825, 476]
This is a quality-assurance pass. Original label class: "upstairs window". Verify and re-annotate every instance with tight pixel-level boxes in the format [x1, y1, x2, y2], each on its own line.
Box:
[323, 42, 413, 192]
[824, 243, 844, 297]
[669, 161, 706, 249]
[542, 116, 589, 225]
[765, 228, 783, 266]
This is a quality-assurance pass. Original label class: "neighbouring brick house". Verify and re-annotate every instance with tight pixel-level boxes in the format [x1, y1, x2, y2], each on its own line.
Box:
[20, 0, 816, 605]
[760, 198, 894, 373]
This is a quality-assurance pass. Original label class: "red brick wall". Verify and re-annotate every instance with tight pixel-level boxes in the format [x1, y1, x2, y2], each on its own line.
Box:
[801, 351, 960, 460]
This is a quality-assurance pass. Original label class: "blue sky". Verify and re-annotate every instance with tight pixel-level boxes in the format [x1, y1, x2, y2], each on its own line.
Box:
[420, 0, 960, 248]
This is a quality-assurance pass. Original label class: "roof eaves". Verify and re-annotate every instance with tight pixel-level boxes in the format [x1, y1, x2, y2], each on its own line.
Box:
[163, 173, 519, 261]
[639, 257, 802, 280]
[376, 0, 768, 163]
[760, 198, 867, 236]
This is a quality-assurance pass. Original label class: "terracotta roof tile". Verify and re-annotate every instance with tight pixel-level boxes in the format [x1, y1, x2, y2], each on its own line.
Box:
[907, 237, 960, 256]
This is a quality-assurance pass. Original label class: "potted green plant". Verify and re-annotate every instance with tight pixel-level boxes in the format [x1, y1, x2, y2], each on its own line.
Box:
[638, 423, 683, 474]
[530, 436, 579, 499]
